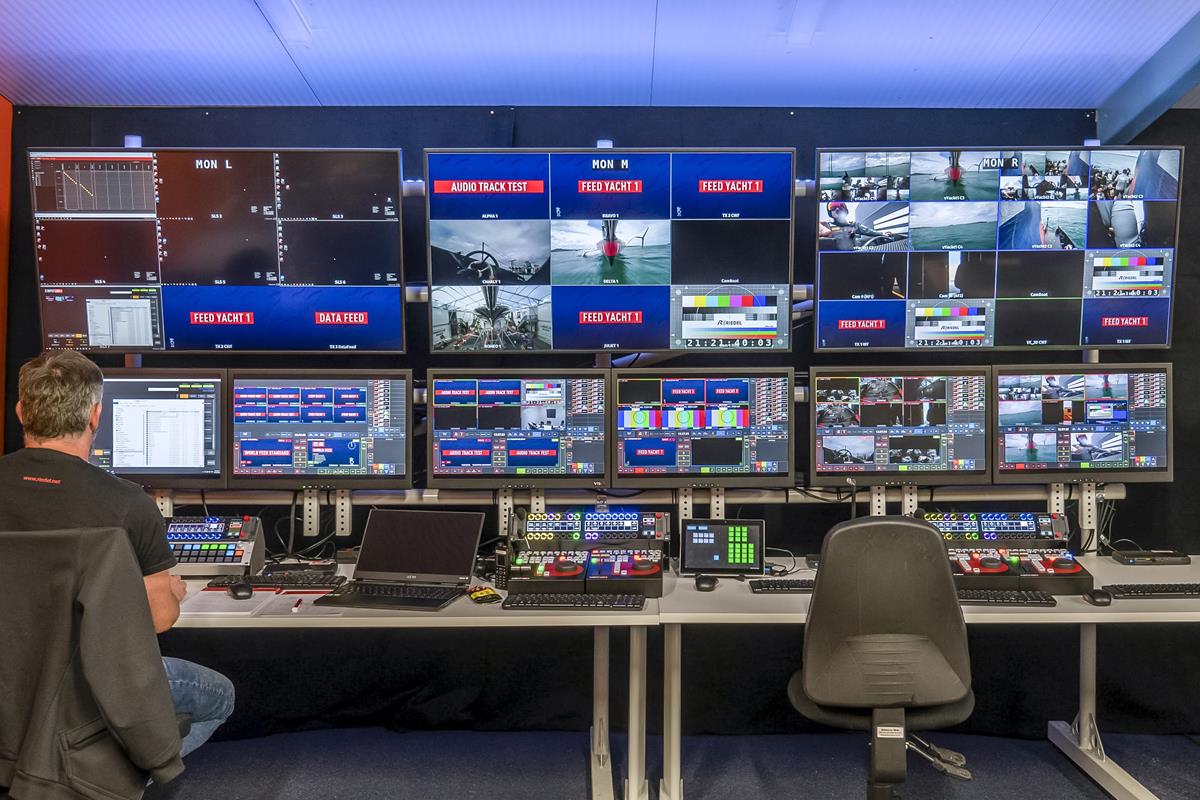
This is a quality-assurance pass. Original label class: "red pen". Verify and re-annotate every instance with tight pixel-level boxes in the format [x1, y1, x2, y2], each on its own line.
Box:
[291, 598, 304, 613]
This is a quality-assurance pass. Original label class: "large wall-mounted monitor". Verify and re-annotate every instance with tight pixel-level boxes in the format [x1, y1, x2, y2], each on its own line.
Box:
[612, 368, 794, 488]
[425, 148, 795, 353]
[993, 363, 1172, 483]
[93, 369, 226, 488]
[427, 370, 610, 488]
[29, 149, 405, 353]
[810, 366, 991, 487]
[813, 147, 1182, 351]
[227, 371, 412, 489]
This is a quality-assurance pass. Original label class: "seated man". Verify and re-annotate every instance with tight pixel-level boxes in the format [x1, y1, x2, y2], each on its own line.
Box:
[0, 351, 235, 758]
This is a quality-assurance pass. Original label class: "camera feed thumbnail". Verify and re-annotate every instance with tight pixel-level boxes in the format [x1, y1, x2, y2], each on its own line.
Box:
[820, 151, 911, 201]
[997, 201, 1086, 250]
[430, 285, 551, 351]
[1003, 433, 1058, 463]
[549, 220, 671, 285]
[817, 252, 907, 301]
[429, 220, 551, 285]
[1089, 150, 1180, 200]
[909, 151, 1000, 201]
[999, 150, 1088, 200]
[819, 202, 908, 251]
[908, 202, 997, 251]
[907, 251, 997, 299]
[1086, 201, 1177, 249]
[1085, 250, 1171, 297]
[821, 435, 876, 465]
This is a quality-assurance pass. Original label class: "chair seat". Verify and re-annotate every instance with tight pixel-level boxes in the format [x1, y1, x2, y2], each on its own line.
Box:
[788, 670, 975, 732]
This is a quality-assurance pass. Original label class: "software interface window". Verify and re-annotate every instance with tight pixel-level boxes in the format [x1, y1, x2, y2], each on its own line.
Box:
[90, 375, 223, 481]
[815, 148, 1181, 350]
[613, 372, 792, 486]
[429, 374, 608, 483]
[231, 375, 409, 483]
[29, 149, 405, 352]
[426, 150, 794, 352]
[995, 366, 1170, 480]
[812, 370, 990, 485]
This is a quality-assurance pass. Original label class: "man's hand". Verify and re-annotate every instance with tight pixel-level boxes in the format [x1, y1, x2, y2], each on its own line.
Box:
[169, 573, 188, 603]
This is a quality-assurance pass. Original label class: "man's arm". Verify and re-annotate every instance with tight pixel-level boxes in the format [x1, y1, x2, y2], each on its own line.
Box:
[144, 570, 186, 634]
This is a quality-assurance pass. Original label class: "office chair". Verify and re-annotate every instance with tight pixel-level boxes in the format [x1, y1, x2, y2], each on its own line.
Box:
[788, 516, 974, 799]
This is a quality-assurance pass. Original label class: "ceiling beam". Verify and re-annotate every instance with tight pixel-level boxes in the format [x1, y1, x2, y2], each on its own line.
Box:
[1097, 10, 1200, 143]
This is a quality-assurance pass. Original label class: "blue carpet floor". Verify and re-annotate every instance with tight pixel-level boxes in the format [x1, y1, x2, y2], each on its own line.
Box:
[142, 728, 1200, 800]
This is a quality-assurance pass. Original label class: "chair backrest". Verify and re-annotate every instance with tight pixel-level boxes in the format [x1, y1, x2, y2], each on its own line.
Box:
[803, 516, 970, 709]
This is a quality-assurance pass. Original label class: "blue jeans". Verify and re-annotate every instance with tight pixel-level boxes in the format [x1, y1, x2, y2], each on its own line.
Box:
[162, 657, 235, 757]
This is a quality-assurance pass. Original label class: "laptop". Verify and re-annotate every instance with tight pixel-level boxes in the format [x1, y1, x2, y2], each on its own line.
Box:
[315, 509, 485, 611]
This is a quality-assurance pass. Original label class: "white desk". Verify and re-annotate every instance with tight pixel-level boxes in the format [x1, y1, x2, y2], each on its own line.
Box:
[656, 555, 1200, 800]
[177, 578, 658, 800]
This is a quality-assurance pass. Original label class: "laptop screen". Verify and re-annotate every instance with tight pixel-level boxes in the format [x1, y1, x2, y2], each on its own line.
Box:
[354, 509, 484, 583]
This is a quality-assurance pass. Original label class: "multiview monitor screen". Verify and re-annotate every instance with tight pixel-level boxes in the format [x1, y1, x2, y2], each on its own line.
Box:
[228, 371, 412, 488]
[810, 367, 991, 486]
[92, 370, 225, 488]
[425, 148, 795, 353]
[612, 369, 794, 488]
[427, 370, 609, 488]
[29, 149, 405, 353]
[993, 364, 1171, 483]
[814, 147, 1182, 351]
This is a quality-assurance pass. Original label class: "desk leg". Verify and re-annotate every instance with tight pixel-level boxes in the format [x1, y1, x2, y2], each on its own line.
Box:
[1047, 623, 1159, 800]
[660, 622, 684, 800]
[591, 626, 615, 800]
[624, 626, 650, 800]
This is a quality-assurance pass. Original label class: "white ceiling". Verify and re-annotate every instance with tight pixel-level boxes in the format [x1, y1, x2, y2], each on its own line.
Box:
[0, 0, 1197, 108]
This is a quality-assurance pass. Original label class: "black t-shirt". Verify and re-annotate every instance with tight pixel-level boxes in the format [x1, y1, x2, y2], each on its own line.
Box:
[0, 447, 176, 576]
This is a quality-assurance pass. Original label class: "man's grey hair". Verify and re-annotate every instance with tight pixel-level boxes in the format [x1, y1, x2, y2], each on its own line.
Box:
[18, 351, 104, 440]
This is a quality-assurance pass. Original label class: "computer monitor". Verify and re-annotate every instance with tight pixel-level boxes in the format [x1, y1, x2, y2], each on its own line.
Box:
[29, 148, 405, 353]
[93, 369, 225, 488]
[813, 146, 1182, 351]
[227, 370, 412, 489]
[993, 363, 1172, 483]
[612, 368, 794, 488]
[427, 369, 610, 488]
[425, 148, 795, 353]
[810, 366, 991, 487]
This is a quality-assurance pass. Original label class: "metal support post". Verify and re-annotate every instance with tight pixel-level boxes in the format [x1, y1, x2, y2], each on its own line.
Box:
[334, 489, 353, 537]
[660, 623, 684, 800]
[302, 488, 321, 537]
[901, 485, 919, 516]
[1079, 482, 1100, 548]
[677, 488, 694, 523]
[153, 490, 174, 518]
[497, 488, 514, 540]
[1048, 482, 1067, 516]
[1048, 624, 1159, 799]
[869, 486, 888, 517]
[625, 627, 650, 800]
[530, 488, 546, 515]
[710, 487, 725, 520]
[590, 626, 615, 800]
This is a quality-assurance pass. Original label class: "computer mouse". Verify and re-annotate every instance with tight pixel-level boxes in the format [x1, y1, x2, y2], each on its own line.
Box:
[694, 574, 719, 592]
[226, 580, 254, 600]
[1082, 589, 1113, 607]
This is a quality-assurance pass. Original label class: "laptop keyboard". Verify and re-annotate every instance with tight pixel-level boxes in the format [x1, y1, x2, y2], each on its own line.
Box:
[340, 583, 463, 601]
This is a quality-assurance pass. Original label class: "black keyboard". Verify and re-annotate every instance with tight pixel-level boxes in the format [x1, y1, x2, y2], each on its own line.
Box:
[749, 579, 815, 594]
[207, 573, 346, 590]
[502, 593, 646, 610]
[314, 582, 465, 611]
[956, 589, 1057, 607]
[1103, 583, 1200, 598]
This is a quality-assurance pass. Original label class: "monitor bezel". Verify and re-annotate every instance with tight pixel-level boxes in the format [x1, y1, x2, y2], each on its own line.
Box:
[225, 368, 414, 490]
[611, 366, 796, 489]
[97, 368, 228, 489]
[811, 144, 1185, 354]
[808, 365, 994, 488]
[991, 361, 1173, 484]
[425, 367, 613, 489]
[27, 147, 407, 355]
[423, 147, 797, 355]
